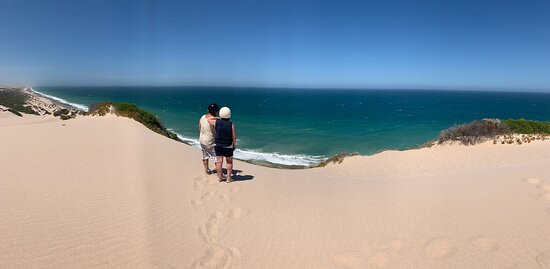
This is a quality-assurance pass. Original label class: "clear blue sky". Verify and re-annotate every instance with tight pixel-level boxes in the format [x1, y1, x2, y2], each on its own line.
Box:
[1, 0, 549, 90]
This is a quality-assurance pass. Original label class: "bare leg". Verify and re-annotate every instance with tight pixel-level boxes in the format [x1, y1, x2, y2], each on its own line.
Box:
[202, 159, 209, 174]
[216, 156, 224, 182]
[226, 157, 233, 183]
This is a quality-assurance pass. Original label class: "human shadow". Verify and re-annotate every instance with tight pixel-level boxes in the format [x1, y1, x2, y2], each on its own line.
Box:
[217, 169, 254, 182]
[231, 174, 254, 181]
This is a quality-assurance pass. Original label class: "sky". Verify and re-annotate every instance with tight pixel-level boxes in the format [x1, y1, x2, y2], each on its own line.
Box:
[1, 0, 549, 90]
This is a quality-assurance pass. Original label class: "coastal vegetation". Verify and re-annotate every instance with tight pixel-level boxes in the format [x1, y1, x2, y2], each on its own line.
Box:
[87, 102, 181, 142]
[0, 88, 39, 116]
[52, 108, 78, 120]
[0, 87, 81, 119]
[315, 152, 359, 167]
[438, 119, 550, 145]
[502, 119, 550, 134]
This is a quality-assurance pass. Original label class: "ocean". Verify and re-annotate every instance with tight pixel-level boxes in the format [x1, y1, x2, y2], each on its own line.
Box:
[33, 86, 550, 167]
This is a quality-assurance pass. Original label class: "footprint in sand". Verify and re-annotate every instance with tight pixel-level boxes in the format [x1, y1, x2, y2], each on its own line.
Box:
[218, 186, 241, 202]
[424, 237, 458, 259]
[219, 193, 231, 202]
[193, 181, 205, 191]
[193, 175, 209, 190]
[227, 207, 251, 219]
[469, 236, 500, 251]
[533, 192, 550, 202]
[191, 246, 240, 269]
[201, 191, 216, 201]
[537, 184, 550, 192]
[524, 177, 543, 185]
[332, 253, 366, 269]
[536, 251, 550, 268]
[367, 239, 412, 268]
[198, 211, 224, 244]
[190, 199, 203, 210]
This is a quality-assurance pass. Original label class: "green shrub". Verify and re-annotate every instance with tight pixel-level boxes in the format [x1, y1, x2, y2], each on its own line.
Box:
[438, 119, 511, 145]
[53, 108, 70, 116]
[87, 102, 112, 116]
[503, 119, 550, 134]
[8, 108, 23, 117]
[60, 114, 73, 120]
[87, 102, 181, 142]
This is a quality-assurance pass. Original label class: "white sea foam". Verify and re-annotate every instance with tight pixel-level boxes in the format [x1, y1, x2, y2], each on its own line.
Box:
[172, 132, 324, 167]
[30, 88, 89, 112]
[234, 148, 324, 167]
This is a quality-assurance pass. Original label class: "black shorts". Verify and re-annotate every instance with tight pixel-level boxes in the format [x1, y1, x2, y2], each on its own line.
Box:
[215, 146, 234, 157]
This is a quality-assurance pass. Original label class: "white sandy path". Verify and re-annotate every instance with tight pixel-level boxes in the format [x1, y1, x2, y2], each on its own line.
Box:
[1, 113, 550, 268]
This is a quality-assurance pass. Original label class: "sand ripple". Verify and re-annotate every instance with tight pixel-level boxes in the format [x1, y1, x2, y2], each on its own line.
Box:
[536, 251, 550, 268]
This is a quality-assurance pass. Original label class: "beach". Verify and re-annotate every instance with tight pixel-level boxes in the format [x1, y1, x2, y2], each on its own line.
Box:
[1, 109, 550, 268]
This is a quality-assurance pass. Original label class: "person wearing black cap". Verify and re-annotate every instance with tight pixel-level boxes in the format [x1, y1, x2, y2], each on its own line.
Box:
[198, 103, 219, 174]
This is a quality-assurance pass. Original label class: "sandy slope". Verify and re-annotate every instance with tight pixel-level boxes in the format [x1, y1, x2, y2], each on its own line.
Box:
[1, 113, 550, 268]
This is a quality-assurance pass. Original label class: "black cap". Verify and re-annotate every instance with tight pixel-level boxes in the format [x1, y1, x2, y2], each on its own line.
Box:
[208, 103, 220, 116]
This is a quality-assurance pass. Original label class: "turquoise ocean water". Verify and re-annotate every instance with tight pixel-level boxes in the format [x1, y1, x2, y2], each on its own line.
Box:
[33, 87, 550, 167]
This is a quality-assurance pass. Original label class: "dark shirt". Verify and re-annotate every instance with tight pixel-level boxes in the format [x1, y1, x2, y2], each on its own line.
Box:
[215, 119, 233, 147]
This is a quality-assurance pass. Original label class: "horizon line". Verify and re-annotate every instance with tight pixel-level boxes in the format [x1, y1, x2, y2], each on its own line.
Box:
[3, 83, 549, 93]
[35, 85, 550, 93]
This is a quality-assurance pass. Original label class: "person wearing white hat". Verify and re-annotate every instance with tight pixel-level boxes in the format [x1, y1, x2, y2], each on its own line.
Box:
[214, 106, 236, 183]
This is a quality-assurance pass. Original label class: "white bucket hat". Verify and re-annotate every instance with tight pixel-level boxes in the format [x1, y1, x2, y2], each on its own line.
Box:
[219, 107, 231, 119]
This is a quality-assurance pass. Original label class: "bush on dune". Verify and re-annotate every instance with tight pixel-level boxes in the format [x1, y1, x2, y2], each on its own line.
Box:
[87, 102, 181, 142]
[87, 102, 113, 116]
[438, 119, 511, 145]
[438, 118, 550, 145]
[503, 119, 550, 134]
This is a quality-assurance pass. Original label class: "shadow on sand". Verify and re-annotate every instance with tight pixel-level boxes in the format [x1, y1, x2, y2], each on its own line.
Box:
[231, 174, 254, 181]
[216, 169, 254, 182]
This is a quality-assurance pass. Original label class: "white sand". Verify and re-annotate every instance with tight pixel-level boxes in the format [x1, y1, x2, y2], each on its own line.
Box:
[1, 113, 550, 268]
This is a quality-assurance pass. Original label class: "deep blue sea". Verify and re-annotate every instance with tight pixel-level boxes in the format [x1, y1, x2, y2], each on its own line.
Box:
[33, 86, 550, 166]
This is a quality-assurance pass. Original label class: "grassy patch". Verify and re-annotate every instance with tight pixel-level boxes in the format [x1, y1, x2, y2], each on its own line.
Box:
[88, 102, 181, 141]
[53, 108, 70, 117]
[502, 119, 550, 134]
[88, 102, 112, 116]
[315, 152, 359, 167]
[7, 108, 23, 117]
[0, 89, 39, 115]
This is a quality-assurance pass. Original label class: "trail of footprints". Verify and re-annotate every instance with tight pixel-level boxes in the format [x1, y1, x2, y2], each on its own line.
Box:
[189, 174, 548, 268]
[190, 174, 250, 268]
[333, 176, 550, 268]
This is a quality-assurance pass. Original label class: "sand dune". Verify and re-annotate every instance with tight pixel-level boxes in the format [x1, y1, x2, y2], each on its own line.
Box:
[1, 112, 550, 268]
